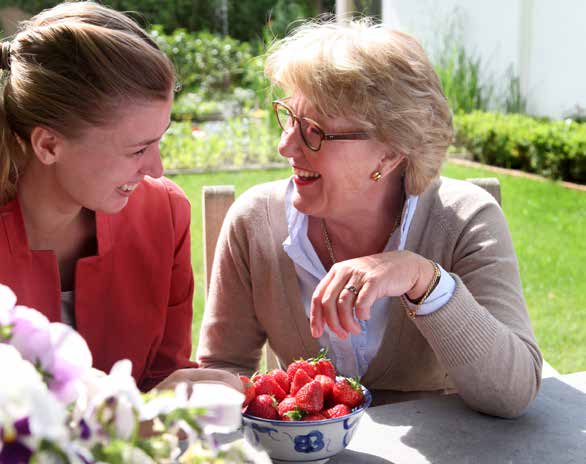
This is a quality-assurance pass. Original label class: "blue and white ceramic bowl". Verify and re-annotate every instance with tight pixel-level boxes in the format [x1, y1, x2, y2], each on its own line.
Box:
[242, 385, 372, 464]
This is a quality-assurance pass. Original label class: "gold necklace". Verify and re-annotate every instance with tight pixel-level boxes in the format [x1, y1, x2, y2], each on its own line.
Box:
[321, 191, 405, 267]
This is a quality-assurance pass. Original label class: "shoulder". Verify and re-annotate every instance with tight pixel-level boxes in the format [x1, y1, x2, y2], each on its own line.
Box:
[228, 178, 289, 222]
[423, 177, 502, 223]
[436, 176, 500, 209]
[218, 179, 290, 248]
[130, 176, 191, 220]
[413, 176, 507, 244]
[140, 176, 190, 208]
[118, 176, 191, 235]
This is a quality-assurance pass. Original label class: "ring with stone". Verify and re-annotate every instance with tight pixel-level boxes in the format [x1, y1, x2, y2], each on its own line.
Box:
[344, 285, 359, 296]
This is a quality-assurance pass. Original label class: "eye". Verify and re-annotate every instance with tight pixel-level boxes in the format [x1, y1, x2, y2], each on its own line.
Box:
[308, 125, 321, 136]
[133, 147, 147, 157]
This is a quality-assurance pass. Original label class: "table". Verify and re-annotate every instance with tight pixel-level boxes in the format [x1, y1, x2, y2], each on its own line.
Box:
[330, 372, 586, 463]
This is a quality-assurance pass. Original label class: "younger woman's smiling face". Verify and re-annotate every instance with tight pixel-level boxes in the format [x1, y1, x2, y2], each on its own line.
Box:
[45, 94, 173, 214]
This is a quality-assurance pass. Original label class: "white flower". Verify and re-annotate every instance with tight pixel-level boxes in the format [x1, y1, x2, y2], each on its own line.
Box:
[0, 284, 16, 320]
[0, 344, 70, 454]
[8, 306, 93, 404]
[187, 382, 245, 434]
[0, 344, 47, 424]
[76, 360, 143, 440]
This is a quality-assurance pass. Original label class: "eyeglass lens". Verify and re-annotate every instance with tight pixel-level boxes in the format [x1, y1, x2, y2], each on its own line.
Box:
[276, 104, 323, 150]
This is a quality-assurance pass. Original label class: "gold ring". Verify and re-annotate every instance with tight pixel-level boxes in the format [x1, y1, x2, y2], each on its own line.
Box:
[345, 285, 359, 296]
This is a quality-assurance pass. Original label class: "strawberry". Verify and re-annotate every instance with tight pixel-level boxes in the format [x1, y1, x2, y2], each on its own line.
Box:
[332, 377, 364, 409]
[302, 413, 326, 421]
[295, 380, 324, 414]
[239, 375, 256, 407]
[246, 394, 278, 420]
[314, 374, 334, 402]
[323, 404, 352, 419]
[277, 397, 298, 417]
[278, 397, 304, 421]
[310, 349, 337, 380]
[269, 368, 290, 394]
[290, 367, 313, 396]
[253, 373, 287, 401]
[287, 359, 316, 384]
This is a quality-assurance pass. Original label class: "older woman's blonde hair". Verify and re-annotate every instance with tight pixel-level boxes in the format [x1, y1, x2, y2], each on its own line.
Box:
[265, 18, 453, 195]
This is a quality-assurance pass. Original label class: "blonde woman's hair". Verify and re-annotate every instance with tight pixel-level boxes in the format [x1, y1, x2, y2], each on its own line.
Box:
[265, 18, 453, 195]
[0, 1, 175, 205]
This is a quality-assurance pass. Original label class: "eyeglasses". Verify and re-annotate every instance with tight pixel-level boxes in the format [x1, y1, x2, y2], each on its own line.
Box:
[272, 98, 370, 152]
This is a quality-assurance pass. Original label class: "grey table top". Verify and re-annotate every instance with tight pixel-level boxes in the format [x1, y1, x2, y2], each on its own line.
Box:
[330, 373, 586, 464]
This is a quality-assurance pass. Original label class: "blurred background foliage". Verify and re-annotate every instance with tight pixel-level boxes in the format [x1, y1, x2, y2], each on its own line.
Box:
[0, 0, 335, 41]
[1, 0, 584, 182]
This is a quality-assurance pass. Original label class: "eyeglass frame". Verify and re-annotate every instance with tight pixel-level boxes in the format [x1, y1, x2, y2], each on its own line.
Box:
[272, 97, 370, 152]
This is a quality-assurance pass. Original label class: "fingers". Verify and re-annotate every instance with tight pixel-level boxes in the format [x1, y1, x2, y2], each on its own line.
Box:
[154, 368, 243, 393]
[311, 266, 364, 339]
[335, 284, 362, 335]
[354, 281, 376, 321]
[310, 267, 336, 338]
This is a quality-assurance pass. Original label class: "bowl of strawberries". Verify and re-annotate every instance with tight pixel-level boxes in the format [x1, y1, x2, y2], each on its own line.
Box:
[240, 351, 372, 464]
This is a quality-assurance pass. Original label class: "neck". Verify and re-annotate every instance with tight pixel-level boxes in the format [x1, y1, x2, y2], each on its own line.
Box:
[312, 176, 405, 264]
[18, 160, 89, 248]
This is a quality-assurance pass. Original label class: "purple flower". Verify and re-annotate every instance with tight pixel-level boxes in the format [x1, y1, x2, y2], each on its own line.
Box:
[0, 439, 32, 464]
[3, 303, 92, 404]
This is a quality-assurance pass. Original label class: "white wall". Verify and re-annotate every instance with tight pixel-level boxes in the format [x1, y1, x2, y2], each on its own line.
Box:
[528, 0, 586, 117]
[381, 0, 586, 119]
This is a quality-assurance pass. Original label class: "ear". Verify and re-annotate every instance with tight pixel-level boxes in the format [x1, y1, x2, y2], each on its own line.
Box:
[30, 126, 63, 165]
[378, 152, 406, 176]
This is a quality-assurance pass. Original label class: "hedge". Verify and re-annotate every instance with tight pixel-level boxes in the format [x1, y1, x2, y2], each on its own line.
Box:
[149, 27, 255, 97]
[454, 112, 586, 183]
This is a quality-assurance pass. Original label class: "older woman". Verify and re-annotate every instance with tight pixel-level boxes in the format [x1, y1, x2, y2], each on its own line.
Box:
[197, 19, 542, 417]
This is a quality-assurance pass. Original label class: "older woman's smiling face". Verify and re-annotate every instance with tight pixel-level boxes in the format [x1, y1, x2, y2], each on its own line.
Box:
[277, 95, 390, 220]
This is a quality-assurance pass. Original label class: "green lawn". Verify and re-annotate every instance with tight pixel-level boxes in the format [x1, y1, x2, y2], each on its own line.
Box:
[171, 162, 586, 374]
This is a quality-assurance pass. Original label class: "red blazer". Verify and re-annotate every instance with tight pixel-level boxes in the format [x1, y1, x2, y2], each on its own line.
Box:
[0, 177, 197, 391]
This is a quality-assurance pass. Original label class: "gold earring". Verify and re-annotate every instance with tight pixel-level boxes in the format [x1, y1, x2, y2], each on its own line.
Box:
[370, 170, 382, 182]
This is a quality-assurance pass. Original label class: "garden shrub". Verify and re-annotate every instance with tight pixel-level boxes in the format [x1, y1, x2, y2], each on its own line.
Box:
[160, 115, 282, 171]
[149, 26, 255, 97]
[455, 112, 586, 183]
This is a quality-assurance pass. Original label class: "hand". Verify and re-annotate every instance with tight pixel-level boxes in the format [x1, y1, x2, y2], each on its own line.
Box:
[310, 251, 435, 339]
[153, 368, 243, 394]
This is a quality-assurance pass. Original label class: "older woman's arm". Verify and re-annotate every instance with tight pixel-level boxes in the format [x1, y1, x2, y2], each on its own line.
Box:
[196, 196, 267, 377]
[413, 200, 542, 418]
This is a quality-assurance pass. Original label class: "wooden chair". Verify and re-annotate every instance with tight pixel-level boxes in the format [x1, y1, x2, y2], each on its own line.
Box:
[201, 178, 558, 377]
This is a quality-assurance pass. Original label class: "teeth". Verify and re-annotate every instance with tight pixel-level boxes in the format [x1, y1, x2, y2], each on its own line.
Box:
[119, 183, 137, 192]
[293, 167, 320, 178]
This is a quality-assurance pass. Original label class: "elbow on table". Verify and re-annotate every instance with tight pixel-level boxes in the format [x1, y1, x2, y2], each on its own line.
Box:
[466, 379, 541, 419]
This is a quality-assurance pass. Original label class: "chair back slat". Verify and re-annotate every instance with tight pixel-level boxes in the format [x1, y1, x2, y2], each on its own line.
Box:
[202, 185, 235, 302]
[466, 177, 502, 205]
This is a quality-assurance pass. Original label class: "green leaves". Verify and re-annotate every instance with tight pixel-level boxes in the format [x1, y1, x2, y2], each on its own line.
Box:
[150, 27, 255, 98]
[455, 112, 586, 183]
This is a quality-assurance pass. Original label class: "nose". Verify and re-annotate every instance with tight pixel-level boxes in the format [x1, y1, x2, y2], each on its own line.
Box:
[277, 125, 304, 160]
[139, 145, 164, 179]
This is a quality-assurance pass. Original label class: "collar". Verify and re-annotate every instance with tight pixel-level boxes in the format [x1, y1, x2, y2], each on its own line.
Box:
[0, 197, 114, 256]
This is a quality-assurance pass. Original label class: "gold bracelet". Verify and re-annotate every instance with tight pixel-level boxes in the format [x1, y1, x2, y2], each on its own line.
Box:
[400, 260, 441, 319]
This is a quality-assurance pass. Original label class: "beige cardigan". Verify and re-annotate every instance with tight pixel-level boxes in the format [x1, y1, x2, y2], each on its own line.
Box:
[197, 177, 542, 418]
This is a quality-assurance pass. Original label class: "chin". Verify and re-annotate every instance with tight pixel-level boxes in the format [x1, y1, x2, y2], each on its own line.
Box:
[293, 197, 322, 218]
[95, 199, 129, 215]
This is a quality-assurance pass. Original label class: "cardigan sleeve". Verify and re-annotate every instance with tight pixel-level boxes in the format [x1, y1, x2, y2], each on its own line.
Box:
[140, 179, 198, 391]
[413, 198, 543, 418]
[196, 193, 268, 377]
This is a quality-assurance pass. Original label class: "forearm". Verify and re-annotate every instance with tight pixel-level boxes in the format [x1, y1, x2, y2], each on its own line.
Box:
[413, 276, 542, 418]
